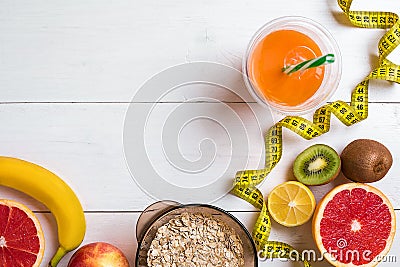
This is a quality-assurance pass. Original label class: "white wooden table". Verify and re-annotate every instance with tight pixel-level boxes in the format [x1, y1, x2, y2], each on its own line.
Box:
[1, 1, 399, 266]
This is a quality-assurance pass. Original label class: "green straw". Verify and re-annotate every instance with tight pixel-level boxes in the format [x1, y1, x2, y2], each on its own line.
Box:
[282, 53, 335, 75]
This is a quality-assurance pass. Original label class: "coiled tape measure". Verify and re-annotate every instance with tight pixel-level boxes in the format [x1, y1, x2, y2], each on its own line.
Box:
[231, 0, 400, 265]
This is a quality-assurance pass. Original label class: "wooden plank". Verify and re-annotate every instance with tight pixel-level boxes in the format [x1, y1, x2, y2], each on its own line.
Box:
[0, 102, 399, 211]
[0, 0, 399, 103]
[37, 211, 399, 267]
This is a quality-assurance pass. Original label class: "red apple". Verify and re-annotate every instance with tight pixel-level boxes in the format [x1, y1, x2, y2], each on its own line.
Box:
[67, 242, 130, 267]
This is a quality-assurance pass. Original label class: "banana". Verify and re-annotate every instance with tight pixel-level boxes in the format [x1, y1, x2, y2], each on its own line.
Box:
[0, 157, 86, 267]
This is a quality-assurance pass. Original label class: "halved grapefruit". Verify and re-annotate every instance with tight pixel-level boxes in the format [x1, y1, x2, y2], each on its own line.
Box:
[0, 199, 45, 267]
[313, 183, 396, 267]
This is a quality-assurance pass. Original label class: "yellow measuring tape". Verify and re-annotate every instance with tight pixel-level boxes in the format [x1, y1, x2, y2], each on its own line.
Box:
[231, 0, 400, 265]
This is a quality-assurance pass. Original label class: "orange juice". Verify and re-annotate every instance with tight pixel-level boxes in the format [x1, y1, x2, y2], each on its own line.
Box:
[243, 17, 341, 114]
[249, 30, 324, 107]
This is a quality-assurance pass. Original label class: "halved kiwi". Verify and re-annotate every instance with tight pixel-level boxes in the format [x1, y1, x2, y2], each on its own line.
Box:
[293, 144, 340, 185]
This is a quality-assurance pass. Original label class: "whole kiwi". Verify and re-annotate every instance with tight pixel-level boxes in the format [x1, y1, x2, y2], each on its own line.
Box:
[341, 139, 392, 183]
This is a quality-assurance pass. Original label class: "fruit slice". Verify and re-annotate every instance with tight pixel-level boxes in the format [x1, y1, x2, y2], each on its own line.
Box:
[293, 144, 341, 185]
[267, 181, 316, 227]
[313, 183, 396, 267]
[0, 199, 45, 267]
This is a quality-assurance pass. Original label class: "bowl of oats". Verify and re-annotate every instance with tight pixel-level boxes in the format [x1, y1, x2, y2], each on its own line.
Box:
[135, 202, 258, 267]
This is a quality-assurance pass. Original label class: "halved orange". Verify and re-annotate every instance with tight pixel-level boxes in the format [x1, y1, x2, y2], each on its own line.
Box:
[267, 181, 316, 227]
[0, 199, 45, 267]
[313, 183, 396, 267]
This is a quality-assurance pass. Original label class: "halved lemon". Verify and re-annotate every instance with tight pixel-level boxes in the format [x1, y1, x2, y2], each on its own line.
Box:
[267, 181, 316, 227]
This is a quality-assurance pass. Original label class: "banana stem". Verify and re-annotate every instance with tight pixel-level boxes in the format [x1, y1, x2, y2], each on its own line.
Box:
[49, 246, 68, 267]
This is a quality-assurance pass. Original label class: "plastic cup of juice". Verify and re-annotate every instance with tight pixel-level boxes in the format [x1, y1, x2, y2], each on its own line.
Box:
[243, 16, 342, 114]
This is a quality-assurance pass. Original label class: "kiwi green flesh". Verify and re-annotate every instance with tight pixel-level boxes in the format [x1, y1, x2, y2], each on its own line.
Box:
[293, 144, 340, 185]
